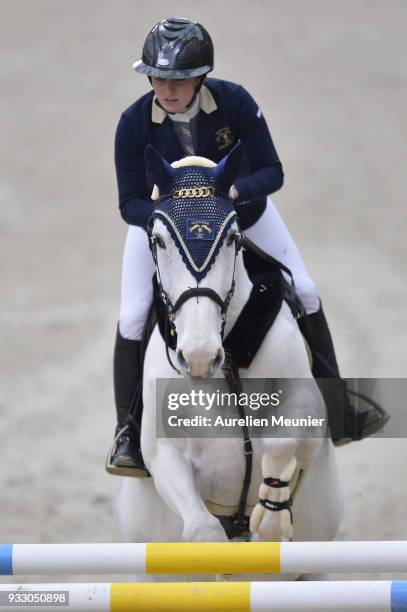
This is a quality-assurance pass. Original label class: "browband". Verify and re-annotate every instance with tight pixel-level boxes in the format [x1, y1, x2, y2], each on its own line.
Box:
[156, 186, 232, 203]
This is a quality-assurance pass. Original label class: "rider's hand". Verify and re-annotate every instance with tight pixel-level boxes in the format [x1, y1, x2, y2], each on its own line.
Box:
[229, 185, 239, 200]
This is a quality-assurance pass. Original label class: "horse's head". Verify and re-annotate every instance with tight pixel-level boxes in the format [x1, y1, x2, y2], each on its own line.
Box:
[145, 144, 243, 379]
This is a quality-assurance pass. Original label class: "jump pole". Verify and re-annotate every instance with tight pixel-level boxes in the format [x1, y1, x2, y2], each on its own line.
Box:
[2, 542, 407, 576]
[0, 581, 407, 611]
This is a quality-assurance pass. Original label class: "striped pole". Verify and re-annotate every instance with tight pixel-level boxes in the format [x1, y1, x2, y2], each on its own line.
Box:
[0, 581, 406, 611]
[2, 542, 407, 576]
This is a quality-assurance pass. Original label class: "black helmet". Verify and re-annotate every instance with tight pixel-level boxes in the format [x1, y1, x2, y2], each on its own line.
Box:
[134, 17, 214, 79]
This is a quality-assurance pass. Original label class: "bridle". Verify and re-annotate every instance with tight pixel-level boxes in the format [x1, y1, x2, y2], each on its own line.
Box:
[149, 223, 242, 375]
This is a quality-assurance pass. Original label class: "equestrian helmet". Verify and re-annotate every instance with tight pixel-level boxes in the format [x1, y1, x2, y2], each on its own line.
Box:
[133, 17, 214, 79]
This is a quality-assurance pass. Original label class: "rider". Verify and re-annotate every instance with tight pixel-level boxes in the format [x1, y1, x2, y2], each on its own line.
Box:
[107, 17, 388, 477]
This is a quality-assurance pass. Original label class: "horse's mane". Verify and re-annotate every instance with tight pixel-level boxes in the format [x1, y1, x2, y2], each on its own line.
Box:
[151, 156, 216, 201]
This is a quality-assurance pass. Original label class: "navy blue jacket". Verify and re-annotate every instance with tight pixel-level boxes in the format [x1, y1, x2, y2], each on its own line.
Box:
[115, 78, 284, 230]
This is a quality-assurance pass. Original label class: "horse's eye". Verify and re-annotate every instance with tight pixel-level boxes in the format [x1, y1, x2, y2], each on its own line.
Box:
[153, 235, 166, 249]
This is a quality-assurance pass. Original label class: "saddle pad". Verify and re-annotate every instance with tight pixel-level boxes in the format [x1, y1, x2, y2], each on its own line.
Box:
[223, 265, 285, 368]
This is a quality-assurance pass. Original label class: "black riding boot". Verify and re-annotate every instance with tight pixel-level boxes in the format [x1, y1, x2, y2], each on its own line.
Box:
[298, 305, 390, 445]
[105, 327, 149, 477]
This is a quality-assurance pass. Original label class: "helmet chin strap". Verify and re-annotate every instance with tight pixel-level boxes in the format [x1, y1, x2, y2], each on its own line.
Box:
[185, 75, 206, 109]
[149, 75, 207, 115]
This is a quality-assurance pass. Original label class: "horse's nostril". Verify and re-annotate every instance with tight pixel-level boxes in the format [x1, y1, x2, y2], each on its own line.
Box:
[177, 349, 187, 367]
[213, 349, 224, 367]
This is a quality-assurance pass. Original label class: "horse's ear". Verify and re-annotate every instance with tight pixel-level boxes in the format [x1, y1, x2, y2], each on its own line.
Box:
[213, 142, 243, 191]
[144, 145, 174, 190]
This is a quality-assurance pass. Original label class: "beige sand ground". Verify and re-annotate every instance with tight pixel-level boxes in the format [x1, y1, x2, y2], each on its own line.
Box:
[1, 0, 406, 584]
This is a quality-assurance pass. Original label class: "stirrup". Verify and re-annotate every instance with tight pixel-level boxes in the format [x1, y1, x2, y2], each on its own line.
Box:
[105, 425, 149, 478]
[333, 397, 391, 447]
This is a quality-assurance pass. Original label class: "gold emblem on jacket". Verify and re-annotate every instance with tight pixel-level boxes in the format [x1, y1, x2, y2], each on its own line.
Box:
[215, 127, 234, 150]
[174, 187, 215, 199]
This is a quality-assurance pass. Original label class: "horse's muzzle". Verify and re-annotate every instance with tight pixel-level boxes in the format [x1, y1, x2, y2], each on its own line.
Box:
[176, 346, 224, 378]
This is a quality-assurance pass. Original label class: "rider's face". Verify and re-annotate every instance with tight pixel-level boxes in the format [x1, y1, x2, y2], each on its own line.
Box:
[151, 77, 200, 113]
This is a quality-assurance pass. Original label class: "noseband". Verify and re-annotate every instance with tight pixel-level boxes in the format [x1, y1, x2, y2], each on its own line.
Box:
[149, 231, 242, 375]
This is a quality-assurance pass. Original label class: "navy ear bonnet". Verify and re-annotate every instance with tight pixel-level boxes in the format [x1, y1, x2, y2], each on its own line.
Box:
[149, 164, 238, 282]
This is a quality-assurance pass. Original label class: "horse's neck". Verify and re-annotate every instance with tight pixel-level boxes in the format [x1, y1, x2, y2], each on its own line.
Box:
[223, 252, 253, 337]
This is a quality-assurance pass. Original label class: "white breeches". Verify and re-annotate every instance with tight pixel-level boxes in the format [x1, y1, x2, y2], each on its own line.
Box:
[119, 197, 320, 340]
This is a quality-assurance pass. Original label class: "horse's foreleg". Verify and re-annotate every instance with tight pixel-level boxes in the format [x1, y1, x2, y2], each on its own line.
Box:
[250, 438, 299, 542]
[150, 444, 227, 543]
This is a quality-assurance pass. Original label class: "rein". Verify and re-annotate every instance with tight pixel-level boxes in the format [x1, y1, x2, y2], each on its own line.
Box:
[222, 364, 253, 532]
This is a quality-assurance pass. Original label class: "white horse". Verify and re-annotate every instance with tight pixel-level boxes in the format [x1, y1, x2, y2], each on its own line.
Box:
[114, 145, 343, 581]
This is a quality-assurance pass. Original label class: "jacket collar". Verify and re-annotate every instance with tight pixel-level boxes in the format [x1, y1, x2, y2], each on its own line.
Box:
[151, 84, 217, 124]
